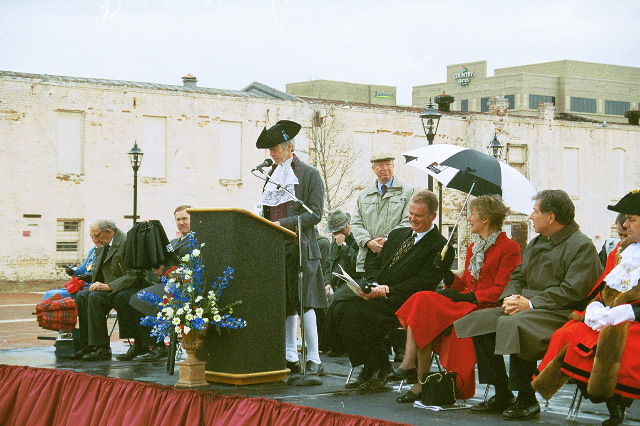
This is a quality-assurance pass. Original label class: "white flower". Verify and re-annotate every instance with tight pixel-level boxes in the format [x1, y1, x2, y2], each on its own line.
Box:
[192, 249, 200, 257]
[174, 325, 181, 333]
[156, 312, 163, 318]
[195, 308, 204, 316]
[177, 308, 184, 315]
[185, 313, 193, 320]
[172, 317, 180, 325]
[183, 325, 191, 334]
[195, 296, 203, 303]
[181, 254, 190, 262]
[213, 314, 222, 322]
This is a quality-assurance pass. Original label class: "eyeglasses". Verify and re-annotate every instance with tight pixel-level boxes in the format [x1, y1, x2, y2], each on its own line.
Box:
[90, 230, 105, 239]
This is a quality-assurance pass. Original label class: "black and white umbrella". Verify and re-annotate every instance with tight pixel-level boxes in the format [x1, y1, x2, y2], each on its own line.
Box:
[403, 144, 536, 214]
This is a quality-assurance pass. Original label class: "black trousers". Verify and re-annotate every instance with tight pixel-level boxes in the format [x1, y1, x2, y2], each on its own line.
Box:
[472, 332, 538, 393]
[76, 289, 112, 348]
[112, 287, 155, 348]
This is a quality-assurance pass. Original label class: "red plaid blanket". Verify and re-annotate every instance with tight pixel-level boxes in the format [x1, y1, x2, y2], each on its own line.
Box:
[34, 293, 77, 332]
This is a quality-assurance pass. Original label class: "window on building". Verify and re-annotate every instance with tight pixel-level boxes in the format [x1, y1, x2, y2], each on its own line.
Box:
[570, 97, 596, 114]
[611, 148, 626, 196]
[56, 219, 83, 266]
[460, 99, 469, 112]
[563, 148, 580, 197]
[56, 111, 84, 175]
[505, 95, 515, 110]
[529, 95, 555, 110]
[141, 116, 167, 179]
[507, 144, 528, 177]
[217, 121, 242, 182]
[481, 97, 489, 113]
[605, 100, 631, 116]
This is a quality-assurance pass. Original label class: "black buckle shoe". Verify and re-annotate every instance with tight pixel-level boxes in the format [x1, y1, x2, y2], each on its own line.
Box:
[115, 344, 148, 361]
[305, 361, 325, 376]
[138, 345, 168, 362]
[70, 346, 94, 360]
[501, 400, 540, 421]
[83, 346, 112, 361]
[470, 395, 517, 414]
[387, 367, 417, 383]
[345, 365, 375, 389]
[396, 390, 421, 403]
[359, 367, 391, 391]
[286, 360, 301, 374]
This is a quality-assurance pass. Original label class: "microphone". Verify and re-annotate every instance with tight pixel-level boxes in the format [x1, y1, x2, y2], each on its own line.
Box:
[252, 158, 274, 172]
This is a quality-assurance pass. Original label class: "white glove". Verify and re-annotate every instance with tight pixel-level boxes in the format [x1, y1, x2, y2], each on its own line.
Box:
[609, 304, 635, 326]
[585, 301, 610, 331]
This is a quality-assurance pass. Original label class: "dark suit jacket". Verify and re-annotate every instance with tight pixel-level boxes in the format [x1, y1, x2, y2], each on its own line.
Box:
[92, 228, 128, 288]
[365, 226, 448, 311]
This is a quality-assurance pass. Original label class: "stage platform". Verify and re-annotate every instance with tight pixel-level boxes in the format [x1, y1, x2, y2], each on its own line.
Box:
[2, 340, 639, 425]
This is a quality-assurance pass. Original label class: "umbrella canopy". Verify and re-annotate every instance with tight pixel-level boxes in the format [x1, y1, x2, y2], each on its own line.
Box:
[403, 144, 536, 214]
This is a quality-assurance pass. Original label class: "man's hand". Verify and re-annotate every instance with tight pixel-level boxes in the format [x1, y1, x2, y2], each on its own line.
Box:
[358, 284, 389, 300]
[325, 284, 333, 297]
[366, 237, 386, 254]
[89, 282, 111, 292]
[274, 221, 281, 227]
[502, 294, 530, 315]
[333, 233, 346, 245]
[152, 265, 164, 277]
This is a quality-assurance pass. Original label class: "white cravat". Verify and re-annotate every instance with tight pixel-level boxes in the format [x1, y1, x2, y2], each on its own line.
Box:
[260, 157, 299, 207]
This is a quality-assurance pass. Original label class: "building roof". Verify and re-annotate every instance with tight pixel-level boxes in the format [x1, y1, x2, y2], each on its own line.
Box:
[0, 70, 300, 101]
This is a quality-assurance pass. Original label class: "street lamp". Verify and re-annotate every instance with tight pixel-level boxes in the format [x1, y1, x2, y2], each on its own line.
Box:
[128, 141, 144, 225]
[420, 100, 442, 192]
[487, 133, 504, 160]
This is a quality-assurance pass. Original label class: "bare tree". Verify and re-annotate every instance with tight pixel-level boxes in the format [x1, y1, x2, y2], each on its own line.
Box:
[304, 108, 365, 213]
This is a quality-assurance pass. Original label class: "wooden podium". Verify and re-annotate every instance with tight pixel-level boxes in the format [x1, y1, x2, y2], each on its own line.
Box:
[188, 208, 296, 385]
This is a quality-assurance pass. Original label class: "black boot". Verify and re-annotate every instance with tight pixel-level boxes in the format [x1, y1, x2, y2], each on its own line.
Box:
[603, 397, 628, 426]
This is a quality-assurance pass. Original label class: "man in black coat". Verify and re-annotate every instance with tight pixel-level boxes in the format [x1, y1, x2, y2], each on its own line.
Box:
[338, 189, 448, 390]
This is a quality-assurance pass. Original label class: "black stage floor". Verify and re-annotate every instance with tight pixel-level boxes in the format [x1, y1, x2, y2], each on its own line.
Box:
[1, 341, 639, 425]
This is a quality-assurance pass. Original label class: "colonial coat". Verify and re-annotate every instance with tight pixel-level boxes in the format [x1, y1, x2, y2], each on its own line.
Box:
[338, 225, 447, 368]
[454, 221, 602, 362]
[350, 178, 414, 272]
[534, 242, 640, 401]
[396, 232, 521, 398]
[262, 155, 327, 311]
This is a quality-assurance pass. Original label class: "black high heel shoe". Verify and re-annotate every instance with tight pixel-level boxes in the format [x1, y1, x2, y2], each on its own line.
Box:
[396, 389, 421, 403]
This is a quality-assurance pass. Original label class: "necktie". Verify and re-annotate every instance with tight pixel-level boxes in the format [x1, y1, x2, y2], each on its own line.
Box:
[381, 184, 388, 197]
[390, 232, 416, 266]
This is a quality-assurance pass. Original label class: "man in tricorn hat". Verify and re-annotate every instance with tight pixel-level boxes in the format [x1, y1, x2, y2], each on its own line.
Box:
[256, 120, 327, 376]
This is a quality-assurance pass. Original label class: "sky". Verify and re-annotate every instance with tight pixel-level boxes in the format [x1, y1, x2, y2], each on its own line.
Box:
[1, 0, 639, 106]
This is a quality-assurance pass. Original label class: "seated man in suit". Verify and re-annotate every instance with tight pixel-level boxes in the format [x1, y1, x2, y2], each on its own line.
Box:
[125, 205, 193, 362]
[338, 189, 448, 390]
[71, 218, 132, 361]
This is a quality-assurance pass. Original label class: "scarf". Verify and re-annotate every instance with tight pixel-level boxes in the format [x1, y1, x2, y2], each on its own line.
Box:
[605, 242, 640, 292]
[469, 231, 500, 280]
[260, 157, 299, 207]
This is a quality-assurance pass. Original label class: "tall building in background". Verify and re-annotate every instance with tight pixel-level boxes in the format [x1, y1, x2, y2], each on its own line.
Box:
[287, 80, 397, 107]
[413, 60, 640, 124]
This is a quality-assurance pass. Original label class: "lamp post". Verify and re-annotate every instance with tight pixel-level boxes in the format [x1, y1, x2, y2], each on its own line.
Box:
[420, 99, 443, 229]
[487, 133, 504, 160]
[128, 142, 144, 225]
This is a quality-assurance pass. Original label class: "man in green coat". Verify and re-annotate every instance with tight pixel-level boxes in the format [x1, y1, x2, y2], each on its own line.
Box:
[455, 190, 602, 421]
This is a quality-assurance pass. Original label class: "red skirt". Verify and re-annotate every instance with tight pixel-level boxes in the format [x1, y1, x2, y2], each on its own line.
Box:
[396, 291, 479, 399]
[539, 320, 640, 399]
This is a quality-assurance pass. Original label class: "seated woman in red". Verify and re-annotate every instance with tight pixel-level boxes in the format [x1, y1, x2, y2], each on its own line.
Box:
[392, 195, 521, 403]
[534, 191, 640, 426]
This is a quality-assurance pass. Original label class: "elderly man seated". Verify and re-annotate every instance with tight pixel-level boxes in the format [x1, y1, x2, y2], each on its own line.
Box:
[455, 190, 602, 421]
[534, 190, 640, 426]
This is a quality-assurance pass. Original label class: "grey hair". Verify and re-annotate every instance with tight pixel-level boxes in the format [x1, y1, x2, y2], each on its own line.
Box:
[90, 217, 116, 233]
[280, 139, 295, 151]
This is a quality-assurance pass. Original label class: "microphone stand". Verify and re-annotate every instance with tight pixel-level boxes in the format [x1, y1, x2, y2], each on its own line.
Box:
[254, 168, 322, 386]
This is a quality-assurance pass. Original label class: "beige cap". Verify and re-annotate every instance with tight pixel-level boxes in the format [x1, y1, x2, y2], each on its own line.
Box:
[370, 152, 395, 162]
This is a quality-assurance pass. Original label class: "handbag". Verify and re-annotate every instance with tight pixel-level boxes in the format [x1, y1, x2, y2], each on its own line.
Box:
[420, 370, 459, 406]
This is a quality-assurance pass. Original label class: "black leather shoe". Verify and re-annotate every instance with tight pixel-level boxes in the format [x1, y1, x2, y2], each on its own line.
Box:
[396, 390, 421, 403]
[501, 400, 540, 421]
[305, 361, 325, 376]
[470, 395, 517, 414]
[115, 344, 148, 361]
[70, 346, 94, 360]
[138, 345, 168, 362]
[360, 367, 390, 390]
[345, 365, 375, 389]
[286, 360, 301, 374]
[387, 367, 417, 383]
[603, 398, 626, 426]
[83, 346, 112, 361]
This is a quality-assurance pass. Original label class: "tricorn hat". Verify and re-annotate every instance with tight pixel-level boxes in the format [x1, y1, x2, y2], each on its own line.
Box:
[256, 120, 302, 149]
[608, 190, 640, 215]
[325, 209, 351, 234]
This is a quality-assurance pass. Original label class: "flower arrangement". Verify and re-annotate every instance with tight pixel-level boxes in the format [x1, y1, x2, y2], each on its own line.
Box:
[139, 232, 246, 339]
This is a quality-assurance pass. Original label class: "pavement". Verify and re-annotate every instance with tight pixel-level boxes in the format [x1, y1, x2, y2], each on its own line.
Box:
[1, 286, 640, 425]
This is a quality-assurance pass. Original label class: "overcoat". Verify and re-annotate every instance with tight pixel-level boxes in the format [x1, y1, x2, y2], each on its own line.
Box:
[262, 155, 327, 311]
[350, 178, 414, 272]
[454, 221, 602, 362]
